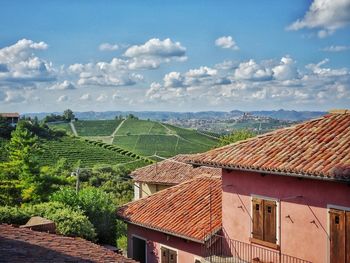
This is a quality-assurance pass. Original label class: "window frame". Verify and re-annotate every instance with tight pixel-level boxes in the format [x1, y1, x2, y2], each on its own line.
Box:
[131, 234, 147, 263]
[250, 194, 280, 249]
[159, 244, 178, 263]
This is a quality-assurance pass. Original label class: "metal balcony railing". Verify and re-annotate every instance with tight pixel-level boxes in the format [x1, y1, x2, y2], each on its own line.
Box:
[201, 234, 312, 263]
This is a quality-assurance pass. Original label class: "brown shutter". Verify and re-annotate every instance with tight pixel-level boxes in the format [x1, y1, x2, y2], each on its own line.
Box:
[252, 198, 264, 240]
[263, 200, 277, 244]
[346, 211, 350, 263]
[330, 209, 345, 263]
[169, 249, 177, 263]
[161, 247, 169, 263]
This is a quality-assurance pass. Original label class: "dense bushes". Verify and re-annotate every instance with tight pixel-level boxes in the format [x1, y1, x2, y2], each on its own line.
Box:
[0, 202, 96, 241]
[51, 187, 116, 244]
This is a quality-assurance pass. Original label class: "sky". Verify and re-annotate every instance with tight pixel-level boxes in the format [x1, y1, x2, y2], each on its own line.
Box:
[0, 0, 350, 113]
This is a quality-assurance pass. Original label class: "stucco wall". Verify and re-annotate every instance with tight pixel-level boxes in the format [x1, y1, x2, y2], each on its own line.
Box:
[222, 170, 350, 263]
[127, 223, 203, 263]
[139, 183, 171, 199]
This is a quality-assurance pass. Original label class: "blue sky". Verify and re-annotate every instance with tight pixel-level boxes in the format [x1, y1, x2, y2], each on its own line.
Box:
[0, 0, 350, 113]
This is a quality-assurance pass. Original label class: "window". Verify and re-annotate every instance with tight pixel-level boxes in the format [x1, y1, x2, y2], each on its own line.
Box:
[161, 247, 177, 263]
[252, 198, 277, 244]
[132, 236, 146, 263]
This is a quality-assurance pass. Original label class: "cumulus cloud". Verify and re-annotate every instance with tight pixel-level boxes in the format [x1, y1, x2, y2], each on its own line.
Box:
[79, 93, 91, 101]
[234, 60, 273, 81]
[68, 58, 143, 87]
[96, 93, 108, 102]
[287, 0, 350, 37]
[124, 38, 187, 69]
[47, 80, 76, 90]
[145, 56, 350, 109]
[57, 95, 68, 102]
[99, 43, 119, 51]
[4, 91, 26, 103]
[215, 36, 239, 50]
[0, 39, 55, 87]
[321, 45, 350, 52]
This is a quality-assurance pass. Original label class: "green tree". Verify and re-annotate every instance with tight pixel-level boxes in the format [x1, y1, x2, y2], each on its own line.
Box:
[0, 116, 15, 139]
[216, 129, 256, 147]
[51, 187, 116, 244]
[63, 109, 75, 121]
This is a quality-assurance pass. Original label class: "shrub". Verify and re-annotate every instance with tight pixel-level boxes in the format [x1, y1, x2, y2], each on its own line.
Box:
[51, 187, 116, 244]
[0, 206, 30, 225]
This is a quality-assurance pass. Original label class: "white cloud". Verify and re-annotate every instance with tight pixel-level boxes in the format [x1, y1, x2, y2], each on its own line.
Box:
[215, 36, 239, 50]
[0, 39, 55, 86]
[96, 93, 108, 102]
[164, 72, 185, 88]
[99, 43, 119, 51]
[124, 38, 187, 69]
[47, 80, 76, 90]
[4, 91, 26, 103]
[68, 59, 143, 87]
[287, 0, 350, 37]
[234, 59, 272, 81]
[79, 93, 91, 101]
[321, 45, 350, 52]
[272, 56, 298, 81]
[57, 95, 68, 102]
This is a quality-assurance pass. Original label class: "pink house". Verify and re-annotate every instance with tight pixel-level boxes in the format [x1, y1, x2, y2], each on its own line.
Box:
[117, 176, 222, 263]
[187, 110, 350, 263]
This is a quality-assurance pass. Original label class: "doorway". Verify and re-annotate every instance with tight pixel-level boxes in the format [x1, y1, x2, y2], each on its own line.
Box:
[329, 208, 350, 263]
[132, 236, 146, 263]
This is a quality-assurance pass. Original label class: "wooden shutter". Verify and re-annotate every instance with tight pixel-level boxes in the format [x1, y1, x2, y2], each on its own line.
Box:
[161, 247, 169, 263]
[252, 198, 264, 240]
[346, 211, 350, 263]
[169, 249, 177, 263]
[330, 209, 345, 263]
[263, 200, 277, 244]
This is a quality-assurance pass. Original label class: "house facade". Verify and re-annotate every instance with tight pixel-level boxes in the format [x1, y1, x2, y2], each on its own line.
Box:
[117, 176, 222, 263]
[131, 154, 220, 200]
[0, 112, 20, 126]
[187, 110, 350, 263]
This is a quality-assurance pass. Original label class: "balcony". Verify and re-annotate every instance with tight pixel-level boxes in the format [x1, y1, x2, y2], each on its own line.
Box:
[201, 234, 312, 263]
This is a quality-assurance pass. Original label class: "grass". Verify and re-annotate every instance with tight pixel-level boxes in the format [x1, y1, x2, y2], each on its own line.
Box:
[74, 120, 123, 136]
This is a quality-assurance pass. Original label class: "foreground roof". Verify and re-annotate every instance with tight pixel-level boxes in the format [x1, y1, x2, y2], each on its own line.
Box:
[0, 224, 136, 263]
[187, 111, 350, 182]
[117, 176, 221, 243]
[131, 154, 220, 185]
[0, 112, 19, 118]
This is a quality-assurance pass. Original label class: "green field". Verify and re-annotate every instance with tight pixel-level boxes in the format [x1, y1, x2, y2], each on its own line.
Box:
[47, 122, 73, 135]
[112, 118, 218, 158]
[38, 136, 151, 169]
[74, 120, 122, 136]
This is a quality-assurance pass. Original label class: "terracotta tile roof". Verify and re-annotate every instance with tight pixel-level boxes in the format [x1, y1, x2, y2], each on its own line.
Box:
[117, 176, 222, 243]
[186, 112, 350, 181]
[0, 112, 20, 118]
[130, 154, 221, 185]
[0, 224, 136, 263]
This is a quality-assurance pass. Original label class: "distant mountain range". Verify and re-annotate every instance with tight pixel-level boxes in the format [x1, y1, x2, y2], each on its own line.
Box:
[24, 109, 326, 122]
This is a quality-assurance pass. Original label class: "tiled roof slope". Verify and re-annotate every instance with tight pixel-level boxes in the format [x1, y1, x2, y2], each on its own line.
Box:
[187, 112, 350, 181]
[0, 224, 136, 263]
[131, 154, 221, 185]
[117, 176, 221, 243]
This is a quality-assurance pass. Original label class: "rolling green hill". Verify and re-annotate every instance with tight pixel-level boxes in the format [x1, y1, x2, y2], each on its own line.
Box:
[111, 118, 218, 158]
[73, 120, 123, 136]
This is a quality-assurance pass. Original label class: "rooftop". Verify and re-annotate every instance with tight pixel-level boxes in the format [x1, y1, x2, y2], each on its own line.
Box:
[131, 154, 221, 185]
[117, 176, 222, 243]
[0, 112, 20, 118]
[186, 111, 350, 182]
[0, 224, 136, 263]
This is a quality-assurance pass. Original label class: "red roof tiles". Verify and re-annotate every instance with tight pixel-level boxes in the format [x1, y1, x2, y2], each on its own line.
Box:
[0, 224, 136, 262]
[131, 154, 220, 185]
[117, 176, 222, 243]
[186, 112, 350, 181]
